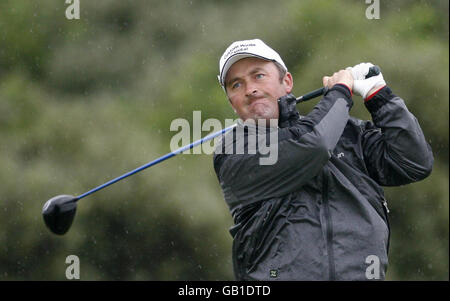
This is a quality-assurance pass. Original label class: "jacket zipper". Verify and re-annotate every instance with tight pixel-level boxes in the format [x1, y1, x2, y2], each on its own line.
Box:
[383, 199, 390, 213]
[381, 197, 391, 255]
[322, 168, 335, 280]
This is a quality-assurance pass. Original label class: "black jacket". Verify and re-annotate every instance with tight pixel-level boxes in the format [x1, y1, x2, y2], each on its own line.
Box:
[213, 85, 433, 280]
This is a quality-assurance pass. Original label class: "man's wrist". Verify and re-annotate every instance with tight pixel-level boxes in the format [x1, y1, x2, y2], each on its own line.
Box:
[334, 83, 353, 97]
[365, 85, 386, 101]
[324, 84, 353, 110]
[364, 86, 395, 113]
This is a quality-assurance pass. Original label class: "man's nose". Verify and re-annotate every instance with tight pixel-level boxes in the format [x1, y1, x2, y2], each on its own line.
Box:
[245, 83, 258, 97]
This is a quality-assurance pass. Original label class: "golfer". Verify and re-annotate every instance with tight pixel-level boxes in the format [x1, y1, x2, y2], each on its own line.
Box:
[213, 39, 433, 280]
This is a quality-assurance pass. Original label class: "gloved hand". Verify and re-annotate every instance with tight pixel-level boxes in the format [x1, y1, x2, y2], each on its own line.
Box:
[278, 93, 300, 128]
[346, 62, 386, 99]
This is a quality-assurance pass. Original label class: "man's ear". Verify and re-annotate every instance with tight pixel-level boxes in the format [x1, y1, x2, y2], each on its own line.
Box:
[283, 72, 294, 94]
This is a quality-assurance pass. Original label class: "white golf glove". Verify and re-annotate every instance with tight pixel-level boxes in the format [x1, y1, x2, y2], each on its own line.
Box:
[346, 62, 386, 99]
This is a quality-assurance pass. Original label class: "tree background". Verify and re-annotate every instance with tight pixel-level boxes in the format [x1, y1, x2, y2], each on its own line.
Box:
[0, 0, 448, 280]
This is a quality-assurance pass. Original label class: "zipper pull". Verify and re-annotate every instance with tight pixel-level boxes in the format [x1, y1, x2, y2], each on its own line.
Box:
[383, 200, 390, 213]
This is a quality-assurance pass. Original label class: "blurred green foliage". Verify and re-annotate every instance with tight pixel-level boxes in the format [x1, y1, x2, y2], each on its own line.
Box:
[0, 0, 448, 280]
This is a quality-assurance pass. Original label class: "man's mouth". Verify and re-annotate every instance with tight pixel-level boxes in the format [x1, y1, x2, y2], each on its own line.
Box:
[249, 98, 268, 108]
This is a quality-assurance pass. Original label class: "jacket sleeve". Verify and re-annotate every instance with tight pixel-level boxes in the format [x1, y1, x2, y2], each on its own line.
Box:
[214, 85, 353, 209]
[361, 86, 434, 186]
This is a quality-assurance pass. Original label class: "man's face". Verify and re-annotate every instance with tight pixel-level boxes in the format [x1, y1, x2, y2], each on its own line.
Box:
[225, 57, 293, 124]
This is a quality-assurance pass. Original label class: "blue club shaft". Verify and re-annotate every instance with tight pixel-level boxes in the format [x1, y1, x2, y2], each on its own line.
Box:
[75, 124, 237, 201]
[75, 80, 344, 202]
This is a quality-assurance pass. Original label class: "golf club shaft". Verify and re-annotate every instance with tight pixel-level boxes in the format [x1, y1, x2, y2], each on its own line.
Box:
[75, 87, 328, 201]
[76, 124, 238, 200]
[296, 87, 326, 103]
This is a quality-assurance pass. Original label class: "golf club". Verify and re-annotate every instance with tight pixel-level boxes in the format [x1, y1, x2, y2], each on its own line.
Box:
[42, 65, 380, 235]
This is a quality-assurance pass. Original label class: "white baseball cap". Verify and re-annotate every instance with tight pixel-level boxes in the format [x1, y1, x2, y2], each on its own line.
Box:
[217, 39, 288, 88]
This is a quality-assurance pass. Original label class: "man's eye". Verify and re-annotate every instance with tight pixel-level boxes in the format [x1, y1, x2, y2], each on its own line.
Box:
[232, 82, 241, 89]
[256, 74, 265, 79]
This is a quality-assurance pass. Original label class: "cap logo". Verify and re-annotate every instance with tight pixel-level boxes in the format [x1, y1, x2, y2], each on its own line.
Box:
[223, 42, 257, 61]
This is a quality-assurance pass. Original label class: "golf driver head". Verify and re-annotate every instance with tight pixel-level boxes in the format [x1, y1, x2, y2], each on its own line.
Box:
[42, 195, 78, 235]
